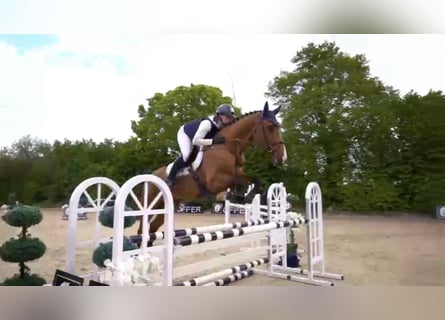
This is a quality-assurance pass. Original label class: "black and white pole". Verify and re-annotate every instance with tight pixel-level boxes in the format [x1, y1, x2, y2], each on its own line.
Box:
[202, 269, 254, 286]
[174, 258, 268, 286]
[130, 217, 270, 243]
[173, 218, 306, 247]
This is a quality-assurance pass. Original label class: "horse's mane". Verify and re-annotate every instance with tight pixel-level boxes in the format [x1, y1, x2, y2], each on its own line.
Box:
[220, 110, 261, 130]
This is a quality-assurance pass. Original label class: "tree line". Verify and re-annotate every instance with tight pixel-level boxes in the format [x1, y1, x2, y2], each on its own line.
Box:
[1, 41, 444, 215]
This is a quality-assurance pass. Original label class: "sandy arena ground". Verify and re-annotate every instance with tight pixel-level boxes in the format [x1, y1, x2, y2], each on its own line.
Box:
[1, 209, 444, 286]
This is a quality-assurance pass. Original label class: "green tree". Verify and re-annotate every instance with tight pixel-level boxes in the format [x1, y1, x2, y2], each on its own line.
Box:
[393, 90, 445, 213]
[131, 84, 238, 170]
[0, 136, 52, 204]
[339, 94, 405, 211]
[266, 41, 397, 209]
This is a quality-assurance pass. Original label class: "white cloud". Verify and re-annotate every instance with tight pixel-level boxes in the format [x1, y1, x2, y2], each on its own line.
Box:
[2, 1, 445, 33]
[0, 34, 444, 148]
[329, 34, 445, 95]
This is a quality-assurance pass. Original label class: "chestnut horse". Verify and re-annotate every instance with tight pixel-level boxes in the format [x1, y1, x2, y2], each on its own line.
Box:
[136, 101, 287, 236]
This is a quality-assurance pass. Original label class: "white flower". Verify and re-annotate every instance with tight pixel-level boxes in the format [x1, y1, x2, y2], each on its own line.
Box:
[287, 211, 304, 221]
[100, 253, 163, 286]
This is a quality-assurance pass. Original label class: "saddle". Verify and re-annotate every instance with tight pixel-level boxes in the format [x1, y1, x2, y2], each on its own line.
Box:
[165, 146, 210, 196]
[166, 145, 249, 198]
[166, 146, 203, 177]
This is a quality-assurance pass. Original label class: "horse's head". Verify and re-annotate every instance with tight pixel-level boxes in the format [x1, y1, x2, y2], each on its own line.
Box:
[251, 101, 287, 166]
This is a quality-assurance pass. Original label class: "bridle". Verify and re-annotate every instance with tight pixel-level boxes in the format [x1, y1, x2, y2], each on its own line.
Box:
[260, 120, 285, 153]
[208, 115, 285, 158]
[243, 117, 285, 154]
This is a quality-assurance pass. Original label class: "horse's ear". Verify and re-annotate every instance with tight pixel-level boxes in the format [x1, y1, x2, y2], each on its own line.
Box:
[272, 105, 281, 115]
[262, 101, 269, 115]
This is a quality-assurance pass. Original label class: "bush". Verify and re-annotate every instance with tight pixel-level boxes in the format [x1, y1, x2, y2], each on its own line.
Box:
[0, 204, 47, 286]
[98, 205, 137, 228]
[92, 237, 138, 268]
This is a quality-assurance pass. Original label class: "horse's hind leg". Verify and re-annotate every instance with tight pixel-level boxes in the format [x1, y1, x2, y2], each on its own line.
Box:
[148, 214, 164, 234]
[140, 199, 180, 233]
[134, 215, 164, 247]
[138, 199, 180, 247]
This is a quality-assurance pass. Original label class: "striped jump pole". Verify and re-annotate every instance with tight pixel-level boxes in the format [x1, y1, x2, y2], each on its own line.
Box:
[129, 218, 270, 244]
[174, 217, 306, 247]
[253, 269, 336, 286]
[202, 269, 254, 286]
[174, 258, 269, 286]
[152, 217, 269, 240]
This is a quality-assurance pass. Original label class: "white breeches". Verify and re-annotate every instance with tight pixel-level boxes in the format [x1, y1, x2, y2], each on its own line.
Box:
[177, 126, 193, 162]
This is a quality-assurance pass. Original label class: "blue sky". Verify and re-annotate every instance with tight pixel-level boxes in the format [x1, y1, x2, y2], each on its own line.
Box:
[1, 34, 445, 148]
[0, 34, 59, 52]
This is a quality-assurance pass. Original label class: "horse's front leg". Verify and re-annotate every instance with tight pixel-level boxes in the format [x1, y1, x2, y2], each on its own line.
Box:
[232, 167, 262, 203]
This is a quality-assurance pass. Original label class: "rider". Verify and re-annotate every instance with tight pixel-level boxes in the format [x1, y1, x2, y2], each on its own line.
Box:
[165, 103, 236, 187]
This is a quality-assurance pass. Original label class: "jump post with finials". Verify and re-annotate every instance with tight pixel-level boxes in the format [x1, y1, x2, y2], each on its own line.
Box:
[223, 182, 294, 223]
[65, 177, 121, 281]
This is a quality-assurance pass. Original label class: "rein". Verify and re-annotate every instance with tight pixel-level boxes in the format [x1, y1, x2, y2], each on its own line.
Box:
[227, 118, 285, 154]
[205, 117, 284, 167]
[203, 114, 284, 162]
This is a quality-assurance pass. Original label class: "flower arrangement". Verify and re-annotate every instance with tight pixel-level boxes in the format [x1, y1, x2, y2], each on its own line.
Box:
[286, 211, 304, 222]
[99, 253, 163, 286]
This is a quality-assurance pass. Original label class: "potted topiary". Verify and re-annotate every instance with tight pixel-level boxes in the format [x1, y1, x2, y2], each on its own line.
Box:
[285, 194, 302, 268]
[285, 226, 300, 268]
[0, 204, 47, 285]
[277, 211, 303, 268]
[91, 205, 139, 269]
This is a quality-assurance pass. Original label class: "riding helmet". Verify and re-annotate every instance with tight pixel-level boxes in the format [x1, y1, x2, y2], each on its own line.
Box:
[216, 104, 235, 117]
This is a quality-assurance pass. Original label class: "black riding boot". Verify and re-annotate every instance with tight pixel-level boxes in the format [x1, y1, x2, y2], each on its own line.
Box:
[165, 157, 185, 187]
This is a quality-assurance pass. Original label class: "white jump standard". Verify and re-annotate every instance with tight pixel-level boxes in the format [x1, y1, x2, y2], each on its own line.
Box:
[110, 174, 344, 286]
[66, 177, 121, 280]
